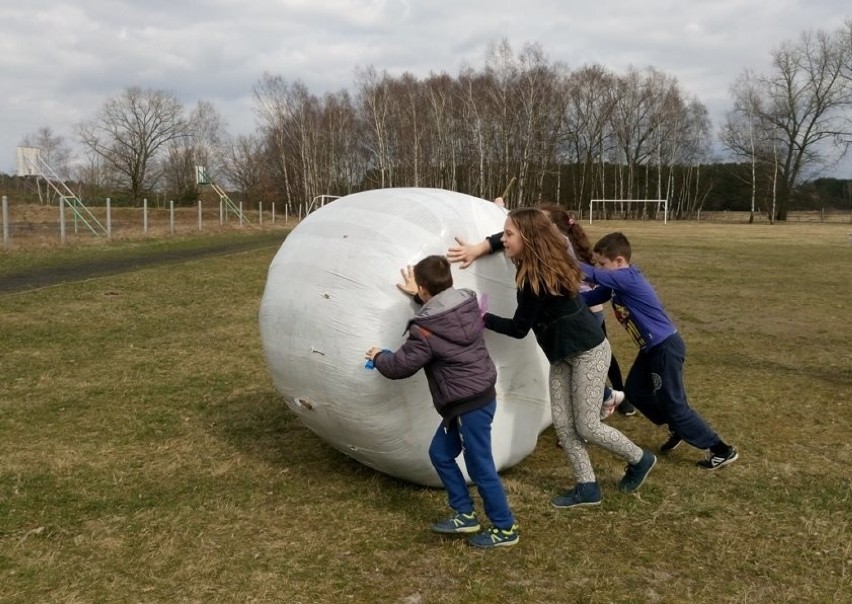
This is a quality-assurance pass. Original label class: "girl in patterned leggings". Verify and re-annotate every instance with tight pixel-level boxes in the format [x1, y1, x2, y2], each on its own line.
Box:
[481, 208, 656, 507]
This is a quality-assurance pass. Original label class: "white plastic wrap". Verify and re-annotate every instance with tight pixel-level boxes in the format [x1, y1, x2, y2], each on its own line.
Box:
[258, 188, 551, 487]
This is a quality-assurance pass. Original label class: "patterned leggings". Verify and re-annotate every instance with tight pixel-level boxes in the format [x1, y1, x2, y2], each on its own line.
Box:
[550, 339, 644, 484]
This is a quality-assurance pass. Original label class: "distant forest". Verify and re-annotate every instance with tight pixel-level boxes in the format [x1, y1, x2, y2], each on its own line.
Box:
[3, 163, 849, 216]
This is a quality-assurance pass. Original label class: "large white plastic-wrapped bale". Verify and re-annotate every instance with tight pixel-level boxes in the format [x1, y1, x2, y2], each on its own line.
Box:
[258, 188, 551, 487]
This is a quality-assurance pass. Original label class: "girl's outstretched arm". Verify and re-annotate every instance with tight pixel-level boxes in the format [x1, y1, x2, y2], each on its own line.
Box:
[447, 236, 493, 269]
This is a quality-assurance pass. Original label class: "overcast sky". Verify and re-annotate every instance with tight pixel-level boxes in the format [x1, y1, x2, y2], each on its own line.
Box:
[1, 1, 850, 177]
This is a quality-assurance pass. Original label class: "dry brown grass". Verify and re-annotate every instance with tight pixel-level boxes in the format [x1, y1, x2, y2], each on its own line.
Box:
[0, 221, 850, 603]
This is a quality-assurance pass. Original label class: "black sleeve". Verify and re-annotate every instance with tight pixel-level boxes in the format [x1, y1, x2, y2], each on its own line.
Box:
[483, 284, 540, 338]
[486, 232, 504, 253]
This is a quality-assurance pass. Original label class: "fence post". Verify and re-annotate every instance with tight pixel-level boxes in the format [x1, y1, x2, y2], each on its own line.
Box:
[272, 202, 276, 224]
[2, 195, 8, 247]
[143, 198, 148, 234]
[259, 202, 263, 226]
[169, 200, 175, 234]
[198, 199, 203, 231]
[106, 197, 112, 239]
[219, 200, 224, 225]
[59, 198, 66, 244]
[239, 202, 244, 227]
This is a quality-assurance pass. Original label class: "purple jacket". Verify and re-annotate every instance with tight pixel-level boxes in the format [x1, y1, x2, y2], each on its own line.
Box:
[373, 288, 497, 424]
[580, 263, 678, 351]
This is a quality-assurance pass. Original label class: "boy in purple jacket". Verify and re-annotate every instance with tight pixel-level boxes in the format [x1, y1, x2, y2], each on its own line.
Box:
[580, 232, 739, 470]
[365, 255, 518, 548]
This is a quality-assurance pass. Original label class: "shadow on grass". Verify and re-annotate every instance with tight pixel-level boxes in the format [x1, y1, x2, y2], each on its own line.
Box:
[202, 388, 436, 521]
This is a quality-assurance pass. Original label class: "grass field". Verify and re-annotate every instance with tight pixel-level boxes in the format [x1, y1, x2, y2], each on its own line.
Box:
[1, 222, 850, 603]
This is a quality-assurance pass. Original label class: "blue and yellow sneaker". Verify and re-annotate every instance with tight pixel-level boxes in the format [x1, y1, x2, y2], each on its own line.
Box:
[431, 511, 481, 534]
[468, 525, 519, 548]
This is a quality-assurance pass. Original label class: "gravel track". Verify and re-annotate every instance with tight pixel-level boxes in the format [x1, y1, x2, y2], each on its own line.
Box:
[0, 232, 285, 295]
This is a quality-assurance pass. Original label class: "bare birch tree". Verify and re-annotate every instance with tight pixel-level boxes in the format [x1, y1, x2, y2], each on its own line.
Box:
[319, 90, 364, 195]
[160, 101, 228, 203]
[513, 43, 563, 203]
[457, 68, 493, 197]
[678, 99, 712, 217]
[485, 39, 522, 202]
[253, 73, 299, 209]
[356, 67, 394, 188]
[222, 134, 265, 204]
[424, 73, 458, 191]
[723, 27, 852, 220]
[560, 65, 618, 208]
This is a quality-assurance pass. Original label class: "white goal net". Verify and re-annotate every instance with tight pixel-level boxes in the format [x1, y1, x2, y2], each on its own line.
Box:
[588, 199, 668, 225]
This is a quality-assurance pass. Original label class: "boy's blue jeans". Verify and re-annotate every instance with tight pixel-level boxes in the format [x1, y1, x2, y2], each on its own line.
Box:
[625, 332, 720, 449]
[428, 399, 515, 530]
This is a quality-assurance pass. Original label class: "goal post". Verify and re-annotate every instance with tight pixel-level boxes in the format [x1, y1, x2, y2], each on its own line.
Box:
[588, 199, 668, 225]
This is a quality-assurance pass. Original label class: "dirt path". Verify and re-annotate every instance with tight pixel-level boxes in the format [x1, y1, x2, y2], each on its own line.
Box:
[0, 232, 285, 295]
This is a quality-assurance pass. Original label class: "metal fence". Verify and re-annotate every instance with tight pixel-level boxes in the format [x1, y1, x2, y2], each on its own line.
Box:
[692, 209, 852, 223]
[3, 196, 852, 249]
[1, 197, 301, 248]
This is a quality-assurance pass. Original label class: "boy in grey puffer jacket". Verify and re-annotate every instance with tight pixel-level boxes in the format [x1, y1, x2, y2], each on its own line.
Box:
[365, 255, 518, 549]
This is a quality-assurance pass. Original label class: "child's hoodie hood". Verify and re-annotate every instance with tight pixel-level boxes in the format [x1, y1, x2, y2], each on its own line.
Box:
[410, 288, 482, 347]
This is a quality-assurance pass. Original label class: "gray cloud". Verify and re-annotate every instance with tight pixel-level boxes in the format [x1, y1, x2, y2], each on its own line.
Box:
[1, 0, 849, 175]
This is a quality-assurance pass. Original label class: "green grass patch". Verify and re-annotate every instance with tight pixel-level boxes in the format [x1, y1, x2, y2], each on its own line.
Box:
[1, 222, 850, 602]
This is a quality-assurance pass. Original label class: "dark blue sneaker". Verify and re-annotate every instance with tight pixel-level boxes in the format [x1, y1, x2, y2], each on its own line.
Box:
[431, 511, 480, 534]
[551, 482, 602, 508]
[468, 525, 519, 548]
[618, 450, 657, 492]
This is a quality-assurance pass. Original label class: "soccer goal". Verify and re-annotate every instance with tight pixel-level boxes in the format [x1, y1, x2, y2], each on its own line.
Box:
[588, 199, 668, 225]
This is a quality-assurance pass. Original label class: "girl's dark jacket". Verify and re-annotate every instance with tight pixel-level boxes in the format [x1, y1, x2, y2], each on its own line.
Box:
[373, 287, 497, 424]
[484, 281, 605, 363]
[484, 231, 605, 363]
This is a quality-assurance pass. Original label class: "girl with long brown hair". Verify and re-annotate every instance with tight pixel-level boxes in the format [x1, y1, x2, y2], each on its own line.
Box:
[537, 202, 635, 418]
